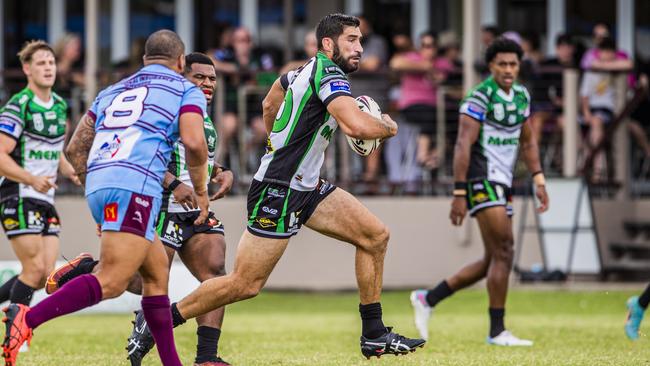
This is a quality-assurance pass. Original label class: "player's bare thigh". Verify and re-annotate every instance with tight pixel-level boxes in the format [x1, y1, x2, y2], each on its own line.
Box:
[180, 232, 227, 282]
[474, 206, 513, 255]
[10, 234, 48, 287]
[305, 188, 389, 248]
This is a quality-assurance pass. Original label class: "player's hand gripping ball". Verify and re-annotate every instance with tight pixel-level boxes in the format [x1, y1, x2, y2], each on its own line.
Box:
[346, 95, 383, 156]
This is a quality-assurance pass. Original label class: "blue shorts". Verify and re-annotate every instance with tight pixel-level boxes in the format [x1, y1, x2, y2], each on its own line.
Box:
[86, 188, 161, 242]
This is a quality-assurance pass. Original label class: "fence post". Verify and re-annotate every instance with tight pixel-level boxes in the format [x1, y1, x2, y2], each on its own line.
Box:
[562, 68, 578, 177]
[614, 73, 629, 199]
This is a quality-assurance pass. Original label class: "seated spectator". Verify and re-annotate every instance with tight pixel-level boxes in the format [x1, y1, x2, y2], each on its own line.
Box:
[390, 31, 452, 170]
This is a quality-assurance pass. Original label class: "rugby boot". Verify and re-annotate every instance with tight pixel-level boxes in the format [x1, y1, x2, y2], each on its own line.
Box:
[360, 327, 425, 359]
[410, 290, 432, 341]
[625, 296, 645, 340]
[487, 330, 533, 346]
[126, 310, 155, 366]
[2, 304, 32, 366]
[46, 253, 95, 294]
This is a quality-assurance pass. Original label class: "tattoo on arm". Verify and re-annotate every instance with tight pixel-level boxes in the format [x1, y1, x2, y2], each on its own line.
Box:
[65, 115, 96, 183]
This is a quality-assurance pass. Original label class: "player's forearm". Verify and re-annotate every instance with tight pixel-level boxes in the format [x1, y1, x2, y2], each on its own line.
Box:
[521, 139, 543, 175]
[186, 161, 208, 193]
[0, 153, 33, 185]
[347, 114, 396, 140]
[452, 141, 471, 182]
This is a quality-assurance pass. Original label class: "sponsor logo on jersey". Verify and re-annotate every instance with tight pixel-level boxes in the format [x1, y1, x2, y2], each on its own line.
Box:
[18, 95, 28, 105]
[45, 111, 57, 120]
[96, 134, 122, 160]
[473, 183, 484, 190]
[288, 211, 301, 230]
[133, 211, 143, 224]
[320, 125, 335, 141]
[48, 125, 58, 135]
[487, 136, 519, 146]
[104, 203, 118, 222]
[256, 217, 276, 228]
[135, 197, 150, 208]
[262, 206, 278, 215]
[496, 185, 505, 199]
[0, 122, 16, 133]
[493, 104, 505, 121]
[207, 135, 216, 149]
[330, 80, 350, 93]
[3, 218, 19, 230]
[28, 150, 61, 160]
[32, 113, 44, 131]
[3, 208, 16, 215]
[324, 66, 340, 74]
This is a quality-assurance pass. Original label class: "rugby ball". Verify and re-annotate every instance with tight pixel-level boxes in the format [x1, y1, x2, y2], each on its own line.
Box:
[346, 95, 383, 156]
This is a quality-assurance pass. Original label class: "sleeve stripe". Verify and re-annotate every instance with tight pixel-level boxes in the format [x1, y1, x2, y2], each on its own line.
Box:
[323, 92, 352, 107]
[320, 75, 348, 87]
[473, 91, 489, 104]
[0, 113, 23, 125]
[465, 98, 487, 109]
[179, 105, 203, 116]
[87, 110, 97, 121]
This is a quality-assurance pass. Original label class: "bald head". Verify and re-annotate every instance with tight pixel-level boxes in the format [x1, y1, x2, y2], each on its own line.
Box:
[144, 30, 185, 62]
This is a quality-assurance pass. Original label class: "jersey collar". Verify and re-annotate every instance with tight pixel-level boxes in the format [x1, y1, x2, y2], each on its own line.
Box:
[23, 87, 54, 109]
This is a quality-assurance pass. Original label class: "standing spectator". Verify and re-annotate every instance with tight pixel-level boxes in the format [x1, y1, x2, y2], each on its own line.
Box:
[581, 23, 633, 71]
[390, 31, 452, 169]
[475, 26, 499, 74]
[211, 27, 275, 165]
[53, 34, 84, 105]
[580, 37, 619, 180]
[530, 34, 576, 140]
[357, 15, 388, 72]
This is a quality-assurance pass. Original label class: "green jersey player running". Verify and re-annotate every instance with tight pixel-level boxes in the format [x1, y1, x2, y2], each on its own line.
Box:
[410, 37, 550, 346]
[0, 41, 79, 321]
[125, 13, 425, 359]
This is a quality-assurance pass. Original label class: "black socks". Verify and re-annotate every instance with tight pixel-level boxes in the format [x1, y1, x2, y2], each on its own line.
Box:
[171, 302, 187, 328]
[0, 275, 18, 303]
[425, 280, 454, 307]
[639, 284, 650, 309]
[10, 279, 35, 305]
[359, 302, 386, 339]
[195, 326, 221, 363]
[489, 308, 505, 338]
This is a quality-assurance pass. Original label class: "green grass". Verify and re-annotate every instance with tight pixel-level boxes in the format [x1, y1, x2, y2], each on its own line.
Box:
[14, 289, 650, 365]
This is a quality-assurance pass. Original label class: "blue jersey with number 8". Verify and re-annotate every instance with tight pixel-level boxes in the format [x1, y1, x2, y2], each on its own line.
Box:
[85, 64, 206, 198]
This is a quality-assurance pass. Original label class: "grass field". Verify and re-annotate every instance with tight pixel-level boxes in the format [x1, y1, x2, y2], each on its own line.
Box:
[12, 289, 650, 365]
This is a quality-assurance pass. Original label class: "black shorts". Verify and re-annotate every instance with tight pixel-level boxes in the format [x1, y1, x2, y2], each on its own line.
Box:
[246, 179, 337, 239]
[400, 104, 437, 135]
[156, 210, 224, 250]
[465, 180, 513, 217]
[0, 197, 61, 238]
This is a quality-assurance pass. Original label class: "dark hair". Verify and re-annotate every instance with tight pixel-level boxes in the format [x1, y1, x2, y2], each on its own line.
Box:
[144, 29, 185, 61]
[184, 52, 214, 73]
[522, 32, 540, 51]
[316, 13, 360, 50]
[482, 25, 499, 37]
[485, 36, 523, 64]
[598, 36, 616, 51]
[555, 33, 573, 47]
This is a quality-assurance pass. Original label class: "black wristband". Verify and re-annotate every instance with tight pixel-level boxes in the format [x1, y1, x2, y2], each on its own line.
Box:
[219, 165, 230, 172]
[454, 181, 467, 190]
[532, 170, 543, 177]
[168, 179, 182, 191]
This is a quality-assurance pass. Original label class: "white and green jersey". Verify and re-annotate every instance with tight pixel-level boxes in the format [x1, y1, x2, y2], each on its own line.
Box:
[254, 51, 352, 191]
[459, 76, 531, 187]
[0, 87, 68, 204]
[163, 111, 217, 213]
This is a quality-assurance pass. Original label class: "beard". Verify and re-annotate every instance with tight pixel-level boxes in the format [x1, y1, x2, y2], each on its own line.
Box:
[332, 43, 359, 74]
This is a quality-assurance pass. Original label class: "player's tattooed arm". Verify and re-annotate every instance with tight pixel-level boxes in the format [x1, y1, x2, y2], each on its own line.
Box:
[328, 96, 398, 139]
[65, 113, 96, 185]
[262, 77, 286, 135]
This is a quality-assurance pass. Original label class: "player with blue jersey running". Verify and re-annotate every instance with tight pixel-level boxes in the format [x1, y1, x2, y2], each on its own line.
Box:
[2, 30, 209, 366]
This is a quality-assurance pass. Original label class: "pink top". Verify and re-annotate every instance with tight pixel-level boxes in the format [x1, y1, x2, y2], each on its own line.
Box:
[397, 52, 453, 110]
